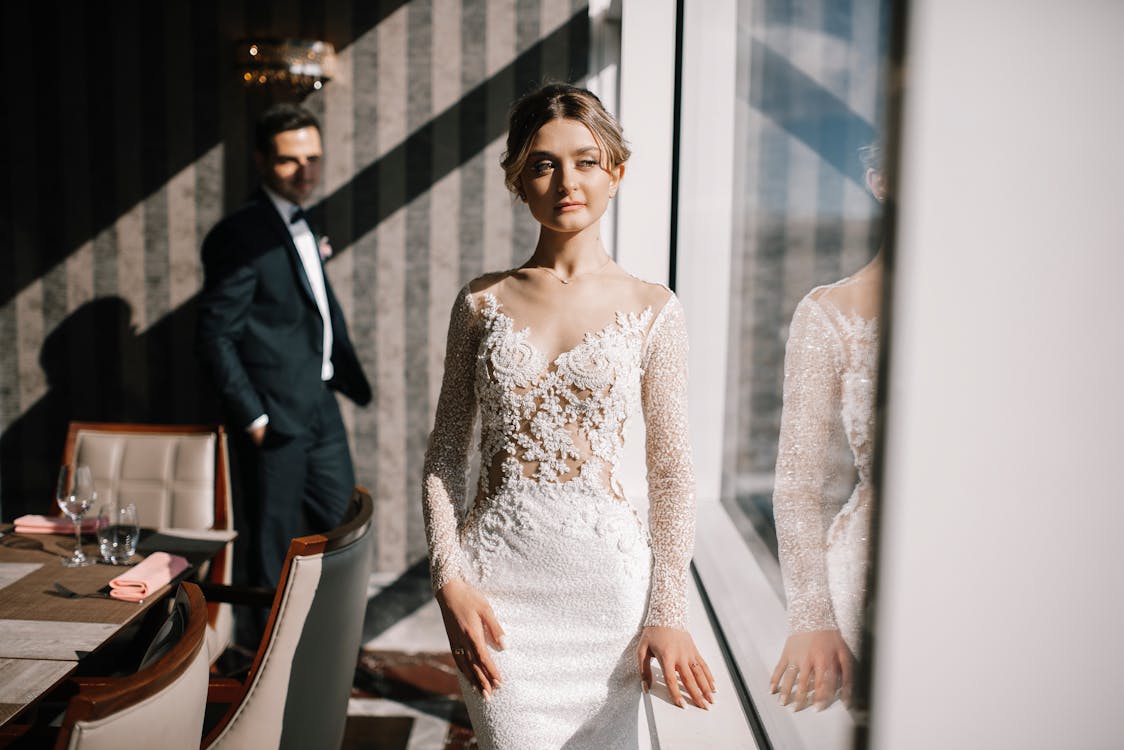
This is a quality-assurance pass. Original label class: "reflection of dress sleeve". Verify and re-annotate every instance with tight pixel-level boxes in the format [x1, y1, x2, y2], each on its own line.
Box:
[640, 294, 696, 630]
[422, 285, 479, 592]
[774, 297, 846, 633]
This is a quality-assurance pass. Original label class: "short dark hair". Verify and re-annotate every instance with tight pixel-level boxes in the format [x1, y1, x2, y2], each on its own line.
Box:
[255, 103, 321, 155]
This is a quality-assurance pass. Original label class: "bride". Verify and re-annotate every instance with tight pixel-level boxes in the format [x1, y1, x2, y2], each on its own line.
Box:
[421, 83, 714, 748]
[770, 145, 885, 712]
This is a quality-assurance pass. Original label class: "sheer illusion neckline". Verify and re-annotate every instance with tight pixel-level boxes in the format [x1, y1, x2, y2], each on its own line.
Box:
[807, 295, 879, 344]
[478, 291, 657, 365]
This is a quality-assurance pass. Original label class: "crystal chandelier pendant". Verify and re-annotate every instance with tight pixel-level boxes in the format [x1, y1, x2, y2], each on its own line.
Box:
[236, 39, 336, 95]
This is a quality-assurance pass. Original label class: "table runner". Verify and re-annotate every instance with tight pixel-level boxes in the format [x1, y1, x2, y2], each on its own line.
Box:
[0, 562, 42, 592]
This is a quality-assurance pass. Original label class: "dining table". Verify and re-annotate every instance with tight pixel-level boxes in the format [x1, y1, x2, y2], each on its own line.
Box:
[0, 524, 235, 730]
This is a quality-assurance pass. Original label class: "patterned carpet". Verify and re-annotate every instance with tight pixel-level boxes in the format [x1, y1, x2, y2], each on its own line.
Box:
[343, 565, 477, 749]
[345, 651, 476, 750]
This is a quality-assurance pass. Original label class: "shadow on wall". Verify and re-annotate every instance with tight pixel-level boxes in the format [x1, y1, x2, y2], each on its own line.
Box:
[0, 297, 217, 519]
[0, 0, 413, 310]
[0, 2, 592, 521]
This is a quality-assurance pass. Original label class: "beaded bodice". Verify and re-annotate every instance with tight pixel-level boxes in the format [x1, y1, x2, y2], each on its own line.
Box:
[774, 285, 879, 635]
[423, 282, 696, 629]
[832, 304, 879, 488]
[473, 292, 650, 502]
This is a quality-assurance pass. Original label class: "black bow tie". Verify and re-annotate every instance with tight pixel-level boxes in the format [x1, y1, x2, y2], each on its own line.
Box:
[289, 207, 307, 225]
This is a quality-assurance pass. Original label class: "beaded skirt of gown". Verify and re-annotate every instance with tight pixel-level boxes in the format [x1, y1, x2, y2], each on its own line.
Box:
[773, 282, 878, 655]
[422, 283, 695, 749]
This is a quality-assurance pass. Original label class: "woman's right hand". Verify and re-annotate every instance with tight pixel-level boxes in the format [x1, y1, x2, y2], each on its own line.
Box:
[769, 630, 854, 711]
[435, 579, 506, 698]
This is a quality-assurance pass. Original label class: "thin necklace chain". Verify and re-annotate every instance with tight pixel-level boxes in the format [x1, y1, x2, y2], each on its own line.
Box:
[533, 255, 613, 285]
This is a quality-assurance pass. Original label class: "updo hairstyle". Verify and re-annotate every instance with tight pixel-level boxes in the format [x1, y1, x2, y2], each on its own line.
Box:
[500, 83, 631, 198]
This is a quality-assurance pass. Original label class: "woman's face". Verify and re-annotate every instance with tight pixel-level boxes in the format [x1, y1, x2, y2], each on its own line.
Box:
[518, 118, 623, 235]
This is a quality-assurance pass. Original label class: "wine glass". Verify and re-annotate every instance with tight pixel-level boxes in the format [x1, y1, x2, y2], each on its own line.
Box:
[56, 464, 96, 567]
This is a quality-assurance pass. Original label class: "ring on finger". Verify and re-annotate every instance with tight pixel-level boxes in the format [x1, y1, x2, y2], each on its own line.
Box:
[784, 664, 798, 672]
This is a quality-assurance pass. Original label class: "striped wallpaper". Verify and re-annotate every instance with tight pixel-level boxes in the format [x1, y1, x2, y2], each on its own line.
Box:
[0, 0, 592, 573]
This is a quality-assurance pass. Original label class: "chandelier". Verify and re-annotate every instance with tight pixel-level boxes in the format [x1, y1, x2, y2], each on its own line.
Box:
[236, 39, 336, 93]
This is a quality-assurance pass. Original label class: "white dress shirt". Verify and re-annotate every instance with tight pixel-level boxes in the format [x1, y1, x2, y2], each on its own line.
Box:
[249, 187, 335, 432]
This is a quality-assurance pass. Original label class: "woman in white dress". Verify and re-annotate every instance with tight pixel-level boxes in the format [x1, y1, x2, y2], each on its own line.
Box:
[770, 150, 885, 712]
[422, 83, 714, 748]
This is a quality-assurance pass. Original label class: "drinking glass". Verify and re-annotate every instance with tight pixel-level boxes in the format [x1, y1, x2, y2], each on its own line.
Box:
[56, 464, 96, 567]
[97, 501, 139, 564]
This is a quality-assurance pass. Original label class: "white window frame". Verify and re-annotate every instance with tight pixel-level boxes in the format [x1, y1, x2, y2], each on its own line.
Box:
[613, 1, 758, 745]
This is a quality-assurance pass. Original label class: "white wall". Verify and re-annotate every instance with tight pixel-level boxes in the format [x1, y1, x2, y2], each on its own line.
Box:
[872, 1, 1124, 747]
[615, 0, 677, 499]
[616, 0, 676, 287]
[674, 0, 737, 507]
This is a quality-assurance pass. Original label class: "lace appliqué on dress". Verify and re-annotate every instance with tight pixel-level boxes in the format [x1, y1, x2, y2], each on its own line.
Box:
[474, 292, 648, 491]
[422, 284, 697, 630]
[773, 292, 878, 648]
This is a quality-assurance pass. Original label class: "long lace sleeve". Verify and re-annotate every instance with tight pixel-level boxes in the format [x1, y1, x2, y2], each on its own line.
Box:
[640, 294, 696, 630]
[773, 296, 850, 633]
[422, 285, 479, 592]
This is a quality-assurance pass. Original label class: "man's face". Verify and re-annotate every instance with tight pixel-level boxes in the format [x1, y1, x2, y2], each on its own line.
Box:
[256, 126, 323, 205]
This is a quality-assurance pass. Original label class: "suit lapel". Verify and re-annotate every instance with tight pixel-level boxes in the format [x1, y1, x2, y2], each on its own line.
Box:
[253, 189, 318, 309]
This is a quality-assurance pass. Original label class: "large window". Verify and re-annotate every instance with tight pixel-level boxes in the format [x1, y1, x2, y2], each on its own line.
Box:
[670, 1, 892, 747]
[721, 0, 887, 565]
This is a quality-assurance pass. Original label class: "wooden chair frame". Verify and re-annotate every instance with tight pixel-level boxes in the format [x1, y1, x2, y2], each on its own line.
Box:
[61, 421, 231, 532]
[201, 487, 374, 748]
[54, 582, 208, 749]
[61, 421, 232, 634]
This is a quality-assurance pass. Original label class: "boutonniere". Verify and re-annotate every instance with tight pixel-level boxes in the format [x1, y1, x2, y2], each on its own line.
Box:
[318, 235, 333, 261]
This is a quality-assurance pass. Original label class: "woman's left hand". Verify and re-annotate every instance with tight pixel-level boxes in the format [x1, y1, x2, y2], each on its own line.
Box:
[637, 626, 716, 709]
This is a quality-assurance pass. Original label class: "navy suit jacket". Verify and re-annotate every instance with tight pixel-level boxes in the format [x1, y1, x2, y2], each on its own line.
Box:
[197, 189, 371, 437]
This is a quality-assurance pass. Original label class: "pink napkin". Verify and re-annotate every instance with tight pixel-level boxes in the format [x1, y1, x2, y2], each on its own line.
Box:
[13, 514, 101, 534]
[108, 552, 190, 602]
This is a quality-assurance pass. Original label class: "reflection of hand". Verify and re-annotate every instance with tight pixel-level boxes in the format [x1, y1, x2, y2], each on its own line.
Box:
[249, 424, 267, 447]
[637, 626, 716, 709]
[436, 579, 505, 699]
[770, 630, 854, 711]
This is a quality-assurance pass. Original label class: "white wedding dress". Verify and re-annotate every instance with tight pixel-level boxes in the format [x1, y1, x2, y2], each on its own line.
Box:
[423, 281, 695, 749]
[773, 280, 878, 655]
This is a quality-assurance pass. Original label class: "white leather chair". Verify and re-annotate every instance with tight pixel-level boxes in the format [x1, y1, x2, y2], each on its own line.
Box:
[203, 488, 375, 750]
[64, 422, 234, 662]
[54, 583, 210, 750]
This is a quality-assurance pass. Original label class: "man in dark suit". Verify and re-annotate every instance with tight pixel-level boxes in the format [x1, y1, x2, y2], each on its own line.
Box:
[197, 104, 370, 634]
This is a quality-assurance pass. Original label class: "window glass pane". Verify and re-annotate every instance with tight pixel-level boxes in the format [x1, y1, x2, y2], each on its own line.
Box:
[710, 0, 893, 741]
[724, 0, 889, 574]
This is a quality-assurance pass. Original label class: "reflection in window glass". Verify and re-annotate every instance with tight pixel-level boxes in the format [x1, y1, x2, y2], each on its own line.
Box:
[721, 0, 890, 588]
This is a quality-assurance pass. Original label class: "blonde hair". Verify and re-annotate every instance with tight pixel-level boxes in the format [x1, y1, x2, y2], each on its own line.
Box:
[501, 83, 631, 197]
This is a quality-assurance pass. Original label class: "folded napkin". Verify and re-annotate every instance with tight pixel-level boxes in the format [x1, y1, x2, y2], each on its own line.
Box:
[109, 552, 190, 602]
[13, 514, 101, 534]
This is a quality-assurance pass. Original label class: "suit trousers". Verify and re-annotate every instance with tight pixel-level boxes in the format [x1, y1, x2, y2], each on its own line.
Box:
[231, 385, 355, 646]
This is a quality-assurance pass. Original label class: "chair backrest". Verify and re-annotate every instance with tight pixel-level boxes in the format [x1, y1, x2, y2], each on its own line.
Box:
[204, 488, 375, 750]
[56, 583, 210, 750]
[64, 422, 231, 532]
[64, 422, 234, 658]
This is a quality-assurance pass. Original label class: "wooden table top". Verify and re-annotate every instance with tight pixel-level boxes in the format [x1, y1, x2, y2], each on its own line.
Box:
[0, 658, 76, 727]
[0, 547, 156, 628]
[0, 527, 224, 729]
